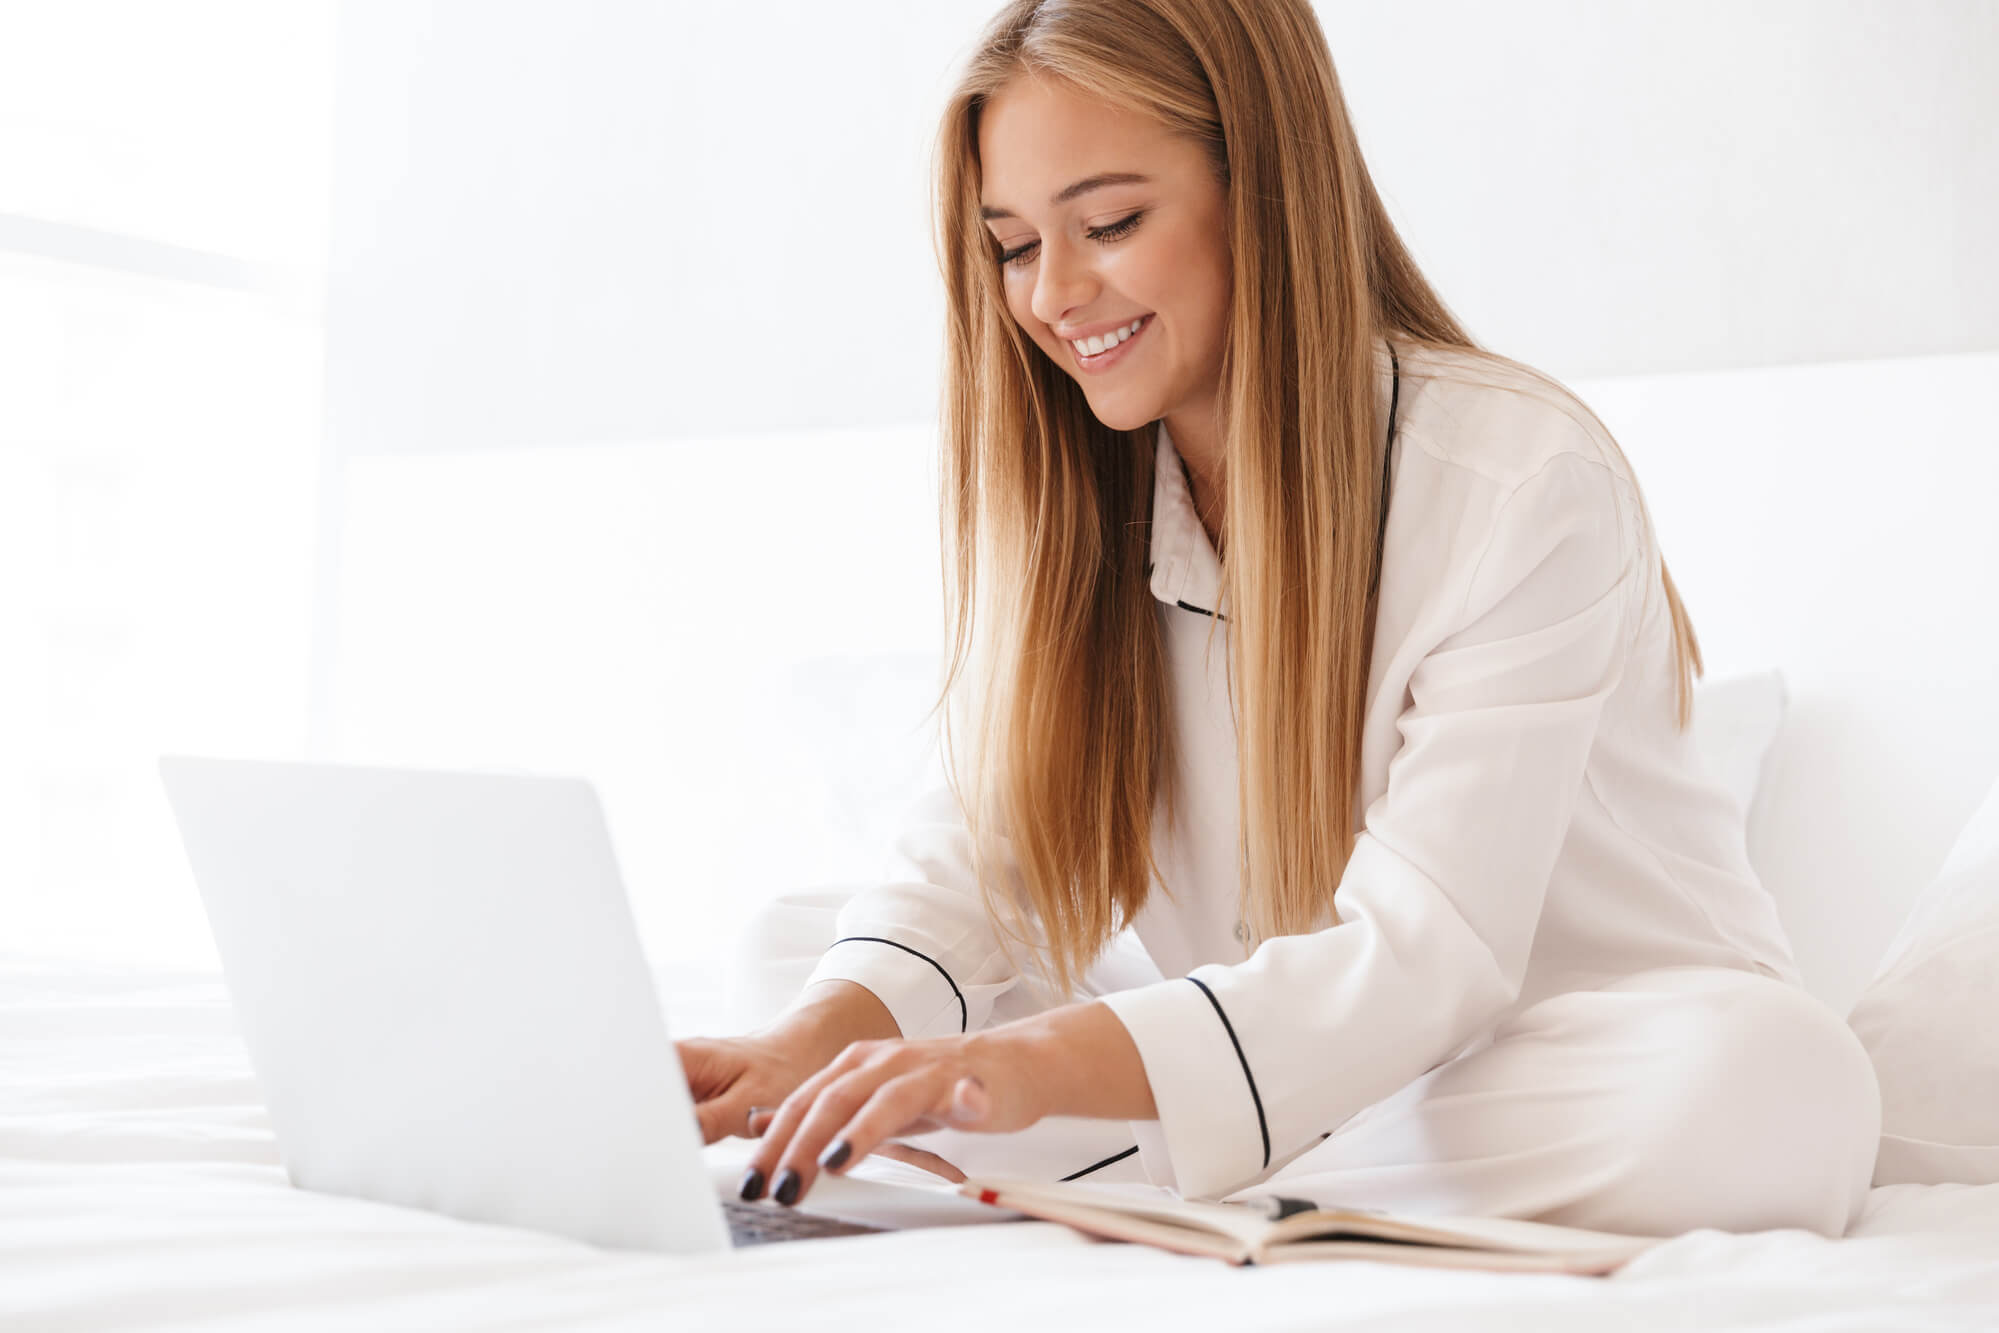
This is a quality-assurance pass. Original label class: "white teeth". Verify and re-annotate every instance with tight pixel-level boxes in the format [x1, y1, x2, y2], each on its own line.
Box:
[1073, 317, 1145, 358]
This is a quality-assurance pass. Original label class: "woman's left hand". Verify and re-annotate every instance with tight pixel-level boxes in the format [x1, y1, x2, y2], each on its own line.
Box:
[735, 1030, 1047, 1207]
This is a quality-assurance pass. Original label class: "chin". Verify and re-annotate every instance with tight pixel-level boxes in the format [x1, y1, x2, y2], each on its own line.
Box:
[1084, 395, 1158, 435]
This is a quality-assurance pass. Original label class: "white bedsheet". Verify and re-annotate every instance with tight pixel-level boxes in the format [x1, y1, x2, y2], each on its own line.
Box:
[4, 953, 1996, 1332]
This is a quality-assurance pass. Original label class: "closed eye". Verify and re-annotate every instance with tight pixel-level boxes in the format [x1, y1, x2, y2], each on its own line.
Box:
[998, 210, 1146, 269]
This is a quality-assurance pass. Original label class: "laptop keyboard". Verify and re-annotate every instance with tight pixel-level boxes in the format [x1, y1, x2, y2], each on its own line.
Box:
[723, 1197, 889, 1246]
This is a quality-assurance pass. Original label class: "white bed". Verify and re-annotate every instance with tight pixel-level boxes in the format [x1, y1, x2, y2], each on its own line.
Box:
[4, 951, 1998, 1333]
[8, 352, 1997, 1329]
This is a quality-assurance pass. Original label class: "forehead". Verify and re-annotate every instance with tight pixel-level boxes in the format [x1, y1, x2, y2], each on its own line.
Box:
[978, 74, 1182, 207]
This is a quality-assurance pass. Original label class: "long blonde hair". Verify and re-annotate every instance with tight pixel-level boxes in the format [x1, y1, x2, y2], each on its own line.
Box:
[923, 0, 1703, 997]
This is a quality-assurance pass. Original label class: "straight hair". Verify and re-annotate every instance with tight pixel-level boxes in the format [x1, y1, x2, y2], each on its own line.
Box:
[922, 0, 1704, 997]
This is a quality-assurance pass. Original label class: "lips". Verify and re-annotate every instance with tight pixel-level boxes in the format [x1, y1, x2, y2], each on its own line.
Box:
[1069, 313, 1152, 374]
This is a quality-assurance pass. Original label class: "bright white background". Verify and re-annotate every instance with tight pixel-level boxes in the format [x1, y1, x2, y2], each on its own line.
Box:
[2, 0, 1993, 974]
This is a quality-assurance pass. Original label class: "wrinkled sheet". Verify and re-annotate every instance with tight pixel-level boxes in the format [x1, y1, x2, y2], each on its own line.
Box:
[4, 953, 1996, 1332]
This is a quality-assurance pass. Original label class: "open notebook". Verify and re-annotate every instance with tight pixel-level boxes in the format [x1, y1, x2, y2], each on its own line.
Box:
[957, 1176, 1667, 1274]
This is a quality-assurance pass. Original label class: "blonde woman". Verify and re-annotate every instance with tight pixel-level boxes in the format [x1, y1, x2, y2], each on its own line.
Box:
[677, 0, 1880, 1237]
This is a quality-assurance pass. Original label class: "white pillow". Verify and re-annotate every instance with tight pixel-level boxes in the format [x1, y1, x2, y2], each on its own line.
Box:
[1688, 667, 1789, 818]
[1846, 772, 1999, 1185]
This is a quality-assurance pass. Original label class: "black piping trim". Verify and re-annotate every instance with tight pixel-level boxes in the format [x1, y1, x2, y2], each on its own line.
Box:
[1059, 1144, 1140, 1181]
[829, 936, 967, 1033]
[1175, 597, 1225, 621]
[1185, 974, 1271, 1169]
[1369, 347, 1401, 601]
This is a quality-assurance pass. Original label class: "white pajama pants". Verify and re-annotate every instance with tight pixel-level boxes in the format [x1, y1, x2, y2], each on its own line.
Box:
[728, 892, 1881, 1239]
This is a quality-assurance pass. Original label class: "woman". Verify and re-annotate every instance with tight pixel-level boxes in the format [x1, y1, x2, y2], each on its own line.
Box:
[676, 0, 1880, 1238]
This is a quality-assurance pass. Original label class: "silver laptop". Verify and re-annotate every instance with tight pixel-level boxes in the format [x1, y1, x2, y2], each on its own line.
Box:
[156, 754, 1020, 1253]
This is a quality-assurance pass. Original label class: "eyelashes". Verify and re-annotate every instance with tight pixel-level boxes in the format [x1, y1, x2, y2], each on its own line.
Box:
[997, 210, 1146, 269]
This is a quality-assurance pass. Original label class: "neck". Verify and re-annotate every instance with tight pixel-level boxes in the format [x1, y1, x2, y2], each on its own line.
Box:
[1164, 397, 1226, 556]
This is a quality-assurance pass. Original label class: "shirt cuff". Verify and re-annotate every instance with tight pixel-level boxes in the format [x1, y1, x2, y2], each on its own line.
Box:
[798, 936, 969, 1041]
[1099, 972, 1272, 1199]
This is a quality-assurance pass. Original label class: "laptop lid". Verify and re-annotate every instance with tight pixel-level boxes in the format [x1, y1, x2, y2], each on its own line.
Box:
[157, 754, 730, 1254]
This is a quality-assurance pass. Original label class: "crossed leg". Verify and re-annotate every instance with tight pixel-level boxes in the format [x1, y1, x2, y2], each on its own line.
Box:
[1230, 965, 1882, 1238]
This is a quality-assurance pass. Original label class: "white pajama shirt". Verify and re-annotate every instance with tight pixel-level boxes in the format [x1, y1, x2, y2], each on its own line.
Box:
[794, 337, 1823, 1212]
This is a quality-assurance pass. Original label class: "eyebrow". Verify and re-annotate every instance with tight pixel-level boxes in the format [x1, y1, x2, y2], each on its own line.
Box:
[979, 172, 1152, 221]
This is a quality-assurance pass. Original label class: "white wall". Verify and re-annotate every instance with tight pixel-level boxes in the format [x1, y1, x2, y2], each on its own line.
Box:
[1322, 0, 1998, 377]
[323, 0, 1999, 457]
[323, 0, 985, 452]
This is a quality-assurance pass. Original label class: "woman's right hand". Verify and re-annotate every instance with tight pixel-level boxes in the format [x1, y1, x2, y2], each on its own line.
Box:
[677, 980, 902, 1146]
[677, 1024, 835, 1146]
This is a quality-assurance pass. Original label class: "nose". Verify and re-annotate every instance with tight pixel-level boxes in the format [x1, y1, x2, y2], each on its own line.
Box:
[1029, 237, 1099, 331]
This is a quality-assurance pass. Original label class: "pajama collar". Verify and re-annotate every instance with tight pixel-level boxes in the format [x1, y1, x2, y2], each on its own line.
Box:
[1145, 337, 1400, 622]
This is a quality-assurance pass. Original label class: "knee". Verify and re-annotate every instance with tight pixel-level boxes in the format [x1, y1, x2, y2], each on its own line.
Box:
[1634, 974, 1880, 1237]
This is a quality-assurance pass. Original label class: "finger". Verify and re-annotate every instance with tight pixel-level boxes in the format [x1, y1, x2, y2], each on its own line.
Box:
[813, 1068, 963, 1186]
[771, 1059, 922, 1206]
[695, 1089, 751, 1146]
[697, 1088, 777, 1145]
[869, 1142, 968, 1183]
[948, 1074, 991, 1125]
[738, 1041, 877, 1201]
[675, 1039, 731, 1099]
[678, 1041, 744, 1145]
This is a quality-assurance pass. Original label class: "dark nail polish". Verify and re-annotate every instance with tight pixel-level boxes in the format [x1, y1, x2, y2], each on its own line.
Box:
[818, 1138, 852, 1171]
[737, 1166, 765, 1201]
[772, 1167, 801, 1206]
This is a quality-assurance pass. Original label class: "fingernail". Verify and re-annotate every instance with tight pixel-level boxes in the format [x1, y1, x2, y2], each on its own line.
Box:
[818, 1138, 852, 1171]
[772, 1167, 801, 1206]
[737, 1166, 765, 1201]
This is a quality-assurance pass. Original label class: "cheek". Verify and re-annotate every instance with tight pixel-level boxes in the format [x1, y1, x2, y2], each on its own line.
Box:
[1002, 281, 1040, 340]
[1125, 239, 1213, 335]
[1166, 259, 1230, 358]
[1007, 284, 1034, 330]
[1174, 245, 1227, 318]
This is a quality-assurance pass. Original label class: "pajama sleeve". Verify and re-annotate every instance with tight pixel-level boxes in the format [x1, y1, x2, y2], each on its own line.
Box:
[1098, 446, 1644, 1201]
[795, 783, 1027, 1041]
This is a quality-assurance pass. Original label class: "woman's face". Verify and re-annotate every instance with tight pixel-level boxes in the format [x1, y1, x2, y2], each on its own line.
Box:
[977, 73, 1232, 435]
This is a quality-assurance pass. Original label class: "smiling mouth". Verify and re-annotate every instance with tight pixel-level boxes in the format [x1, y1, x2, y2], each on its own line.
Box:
[1068, 313, 1153, 370]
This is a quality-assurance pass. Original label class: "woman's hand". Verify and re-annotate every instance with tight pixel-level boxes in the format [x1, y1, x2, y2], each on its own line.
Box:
[678, 978, 902, 1146]
[735, 1029, 1050, 1207]
[679, 1020, 966, 1180]
[676, 1027, 834, 1146]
